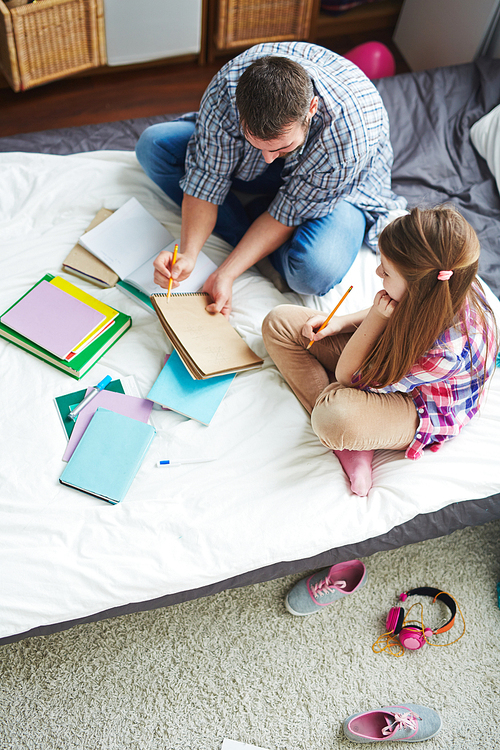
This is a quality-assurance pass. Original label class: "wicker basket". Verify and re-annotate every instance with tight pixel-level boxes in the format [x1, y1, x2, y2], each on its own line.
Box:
[0, 0, 106, 92]
[215, 0, 316, 50]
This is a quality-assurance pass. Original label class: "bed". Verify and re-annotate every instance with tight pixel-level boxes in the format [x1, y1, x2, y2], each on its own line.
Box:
[1, 57, 499, 645]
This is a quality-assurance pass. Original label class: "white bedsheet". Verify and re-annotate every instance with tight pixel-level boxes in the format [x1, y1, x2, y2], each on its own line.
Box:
[1, 150, 499, 641]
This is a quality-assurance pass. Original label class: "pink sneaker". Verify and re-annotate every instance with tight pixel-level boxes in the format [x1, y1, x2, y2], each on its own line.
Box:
[285, 559, 367, 616]
[343, 704, 442, 743]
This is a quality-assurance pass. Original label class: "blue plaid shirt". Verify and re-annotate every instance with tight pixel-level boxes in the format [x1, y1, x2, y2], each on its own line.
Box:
[179, 42, 406, 248]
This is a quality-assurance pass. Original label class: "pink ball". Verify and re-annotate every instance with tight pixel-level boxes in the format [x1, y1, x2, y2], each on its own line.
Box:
[344, 41, 396, 79]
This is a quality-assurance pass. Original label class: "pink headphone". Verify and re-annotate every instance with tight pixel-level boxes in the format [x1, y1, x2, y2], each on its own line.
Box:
[386, 587, 457, 650]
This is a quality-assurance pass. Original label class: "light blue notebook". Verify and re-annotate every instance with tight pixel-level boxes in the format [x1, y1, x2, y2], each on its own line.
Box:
[59, 408, 156, 504]
[147, 349, 235, 425]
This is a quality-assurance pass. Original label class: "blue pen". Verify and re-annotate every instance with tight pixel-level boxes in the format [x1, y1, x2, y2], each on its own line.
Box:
[156, 459, 215, 467]
[68, 375, 112, 421]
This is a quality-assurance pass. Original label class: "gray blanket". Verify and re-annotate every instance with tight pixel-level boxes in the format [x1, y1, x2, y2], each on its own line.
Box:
[2, 57, 500, 293]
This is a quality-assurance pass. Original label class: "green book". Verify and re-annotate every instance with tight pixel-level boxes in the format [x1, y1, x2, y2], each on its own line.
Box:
[0, 274, 132, 380]
[54, 378, 126, 439]
[116, 280, 154, 312]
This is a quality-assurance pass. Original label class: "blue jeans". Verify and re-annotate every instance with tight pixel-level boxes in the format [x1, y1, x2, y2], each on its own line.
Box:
[136, 120, 367, 296]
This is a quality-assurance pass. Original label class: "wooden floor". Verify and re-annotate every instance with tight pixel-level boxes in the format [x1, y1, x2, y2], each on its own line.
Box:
[0, 31, 409, 139]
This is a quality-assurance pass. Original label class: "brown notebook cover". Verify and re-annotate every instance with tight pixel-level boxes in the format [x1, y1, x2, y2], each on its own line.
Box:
[151, 292, 263, 380]
[62, 209, 119, 288]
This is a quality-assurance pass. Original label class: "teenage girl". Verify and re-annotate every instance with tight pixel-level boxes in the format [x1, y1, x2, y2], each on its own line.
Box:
[262, 206, 498, 496]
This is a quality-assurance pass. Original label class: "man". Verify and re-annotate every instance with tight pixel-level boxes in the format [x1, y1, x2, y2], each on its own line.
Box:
[135, 41, 406, 316]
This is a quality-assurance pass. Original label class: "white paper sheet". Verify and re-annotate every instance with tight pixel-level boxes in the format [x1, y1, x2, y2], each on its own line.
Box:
[222, 740, 270, 750]
[79, 197, 174, 280]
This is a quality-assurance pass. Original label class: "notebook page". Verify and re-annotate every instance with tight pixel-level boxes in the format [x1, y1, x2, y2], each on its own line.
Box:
[126, 247, 218, 297]
[79, 197, 175, 280]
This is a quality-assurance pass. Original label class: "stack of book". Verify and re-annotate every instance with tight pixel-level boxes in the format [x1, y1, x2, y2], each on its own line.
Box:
[53, 377, 156, 504]
[62, 208, 120, 288]
[62, 198, 218, 312]
[56, 378, 156, 504]
[0, 274, 131, 379]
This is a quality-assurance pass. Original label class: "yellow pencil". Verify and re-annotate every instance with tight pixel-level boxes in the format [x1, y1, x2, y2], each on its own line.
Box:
[306, 285, 353, 349]
[167, 243, 179, 300]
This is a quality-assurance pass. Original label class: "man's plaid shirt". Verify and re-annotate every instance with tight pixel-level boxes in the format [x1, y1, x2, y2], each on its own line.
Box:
[179, 41, 407, 249]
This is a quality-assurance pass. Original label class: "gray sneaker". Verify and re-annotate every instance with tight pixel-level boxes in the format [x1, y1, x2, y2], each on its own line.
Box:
[285, 559, 367, 616]
[343, 704, 442, 743]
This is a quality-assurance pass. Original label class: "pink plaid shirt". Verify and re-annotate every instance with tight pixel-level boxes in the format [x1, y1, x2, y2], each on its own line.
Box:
[375, 296, 497, 459]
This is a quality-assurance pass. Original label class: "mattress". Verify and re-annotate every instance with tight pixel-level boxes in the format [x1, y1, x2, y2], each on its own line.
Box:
[1, 58, 499, 644]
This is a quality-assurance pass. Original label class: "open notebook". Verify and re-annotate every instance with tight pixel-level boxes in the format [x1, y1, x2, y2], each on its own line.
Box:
[78, 197, 217, 306]
[150, 292, 263, 379]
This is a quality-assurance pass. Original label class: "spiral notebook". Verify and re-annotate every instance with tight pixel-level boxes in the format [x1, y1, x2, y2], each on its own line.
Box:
[150, 292, 263, 380]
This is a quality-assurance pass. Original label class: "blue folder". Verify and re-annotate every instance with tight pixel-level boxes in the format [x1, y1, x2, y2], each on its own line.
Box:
[147, 349, 235, 425]
[59, 407, 156, 504]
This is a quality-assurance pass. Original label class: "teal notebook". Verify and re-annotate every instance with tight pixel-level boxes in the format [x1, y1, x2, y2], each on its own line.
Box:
[54, 379, 125, 439]
[116, 280, 154, 312]
[147, 349, 235, 425]
[59, 408, 156, 504]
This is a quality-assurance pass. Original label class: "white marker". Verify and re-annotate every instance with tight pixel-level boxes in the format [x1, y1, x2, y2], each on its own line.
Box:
[68, 375, 112, 421]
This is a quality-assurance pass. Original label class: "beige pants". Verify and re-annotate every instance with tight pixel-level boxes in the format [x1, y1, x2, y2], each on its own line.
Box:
[262, 305, 419, 452]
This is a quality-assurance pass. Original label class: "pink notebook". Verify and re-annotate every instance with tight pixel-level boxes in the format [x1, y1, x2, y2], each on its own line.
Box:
[62, 389, 154, 462]
[1, 280, 106, 360]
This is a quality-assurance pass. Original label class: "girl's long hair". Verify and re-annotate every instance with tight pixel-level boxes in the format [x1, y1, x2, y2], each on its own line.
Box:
[357, 205, 497, 389]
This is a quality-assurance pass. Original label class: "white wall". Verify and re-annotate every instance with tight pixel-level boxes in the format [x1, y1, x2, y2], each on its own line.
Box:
[104, 0, 202, 66]
[486, 11, 500, 56]
[393, 0, 500, 71]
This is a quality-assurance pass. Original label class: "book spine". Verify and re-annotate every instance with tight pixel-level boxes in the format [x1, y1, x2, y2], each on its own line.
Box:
[0, 327, 81, 378]
[62, 267, 111, 288]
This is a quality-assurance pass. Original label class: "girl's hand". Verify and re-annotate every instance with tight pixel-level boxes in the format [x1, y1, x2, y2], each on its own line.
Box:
[301, 314, 344, 344]
[302, 314, 326, 342]
[372, 289, 398, 319]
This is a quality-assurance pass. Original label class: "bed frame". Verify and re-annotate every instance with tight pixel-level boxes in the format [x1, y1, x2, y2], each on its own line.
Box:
[1, 58, 499, 645]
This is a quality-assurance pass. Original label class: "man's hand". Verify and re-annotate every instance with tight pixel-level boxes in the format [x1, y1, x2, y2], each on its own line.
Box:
[153, 250, 196, 290]
[201, 211, 295, 318]
[151, 193, 218, 290]
[203, 270, 233, 318]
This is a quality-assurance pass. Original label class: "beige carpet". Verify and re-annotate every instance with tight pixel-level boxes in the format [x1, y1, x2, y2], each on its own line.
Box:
[1, 519, 499, 750]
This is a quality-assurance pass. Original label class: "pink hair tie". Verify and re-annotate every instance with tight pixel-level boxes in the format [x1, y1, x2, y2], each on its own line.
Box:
[438, 270, 453, 281]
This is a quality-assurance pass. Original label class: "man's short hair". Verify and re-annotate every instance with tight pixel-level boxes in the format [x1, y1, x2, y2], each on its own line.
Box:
[235, 56, 314, 141]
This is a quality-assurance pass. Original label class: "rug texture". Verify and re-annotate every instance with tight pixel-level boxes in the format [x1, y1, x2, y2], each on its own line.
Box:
[1, 520, 499, 750]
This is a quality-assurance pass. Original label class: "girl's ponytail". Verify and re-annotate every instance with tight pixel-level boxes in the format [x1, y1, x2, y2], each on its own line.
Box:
[356, 206, 496, 389]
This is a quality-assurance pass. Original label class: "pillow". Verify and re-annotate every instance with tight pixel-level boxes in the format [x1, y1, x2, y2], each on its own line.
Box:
[470, 103, 500, 195]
